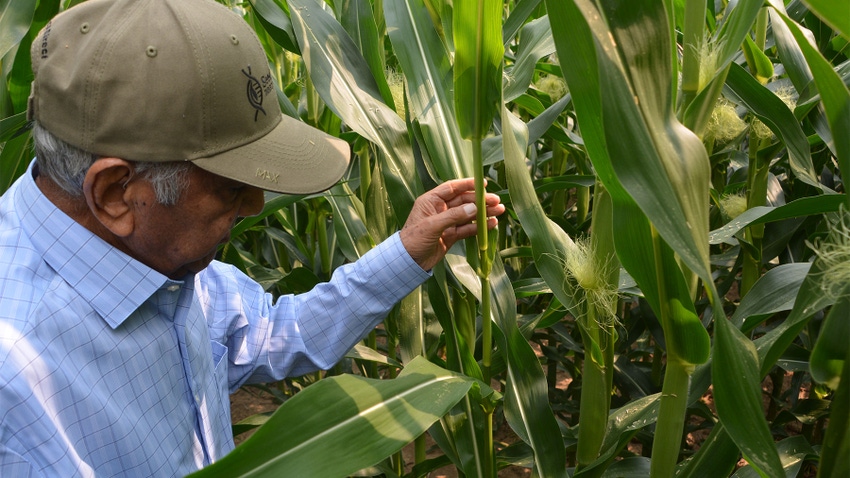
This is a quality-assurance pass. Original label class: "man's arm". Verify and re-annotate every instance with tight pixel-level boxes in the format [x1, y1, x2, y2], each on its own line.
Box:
[199, 178, 505, 388]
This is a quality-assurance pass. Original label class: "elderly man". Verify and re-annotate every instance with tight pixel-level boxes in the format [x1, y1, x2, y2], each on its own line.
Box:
[0, 0, 504, 476]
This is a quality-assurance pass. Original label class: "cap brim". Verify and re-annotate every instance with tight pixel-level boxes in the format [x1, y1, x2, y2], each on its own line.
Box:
[191, 114, 350, 194]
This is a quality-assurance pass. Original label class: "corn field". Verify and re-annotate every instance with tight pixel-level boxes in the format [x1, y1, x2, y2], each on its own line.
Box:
[1, 0, 848, 476]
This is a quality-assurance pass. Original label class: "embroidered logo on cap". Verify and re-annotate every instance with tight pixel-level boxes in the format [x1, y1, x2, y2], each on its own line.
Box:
[242, 66, 266, 121]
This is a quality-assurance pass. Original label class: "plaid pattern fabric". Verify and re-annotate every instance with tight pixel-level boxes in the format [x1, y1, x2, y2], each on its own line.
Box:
[0, 161, 428, 477]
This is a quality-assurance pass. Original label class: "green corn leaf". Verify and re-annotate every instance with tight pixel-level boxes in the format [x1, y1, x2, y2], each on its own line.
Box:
[444, 183, 567, 478]
[229, 193, 306, 239]
[503, 16, 556, 102]
[810, 294, 850, 389]
[713, 318, 784, 477]
[754, 259, 835, 377]
[444, 244, 568, 477]
[710, 0, 765, 74]
[187, 357, 474, 478]
[544, 0, 711, 368]
[490, 255, 569, 478]
[732, 263, 812, 331]
[250, 0, 300, 53]
[325, 182, 374, 261]
[502, 0, 542, 45]
[0, 111, 27, 143]
[549, 0, 714, 287]
[453, 0, 503, 141]
[732, 436, 818, 478]
[677, 424, 741, 478]
[6, 0, 58, 115]
[725, 62, 821, 189]
[338, 0, 395, 110]
[425, 265, 487, 476]
[800, 0, 850, 39]
[0, 131, 31, 194]
[612, 201, 710, 365]
[384, 0, 470, 180]
[502, 103, 582, 319]
[0, 0, 36, 62]
[741, 34, 775, 83]
[598, 457, 650, 477]
[818, 345, 850, 478]
[575, 393, 661, 477]
[769, 6, 835, 155]
[287, 0, 423, 218]
[709, 194, 845, 245]
[769, 1, 850, 208]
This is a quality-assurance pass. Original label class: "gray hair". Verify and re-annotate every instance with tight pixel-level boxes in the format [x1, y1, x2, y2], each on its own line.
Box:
[32, 122, 191, 206]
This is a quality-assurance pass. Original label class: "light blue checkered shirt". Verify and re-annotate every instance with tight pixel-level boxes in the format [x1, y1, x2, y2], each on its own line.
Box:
[0, 162, 428, 477]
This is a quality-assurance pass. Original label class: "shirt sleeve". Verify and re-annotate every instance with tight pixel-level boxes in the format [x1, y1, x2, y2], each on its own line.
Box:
[196, 232, 430, 391]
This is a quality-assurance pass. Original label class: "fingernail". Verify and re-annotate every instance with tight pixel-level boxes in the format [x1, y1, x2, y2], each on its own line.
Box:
[463, 203, 477, 215]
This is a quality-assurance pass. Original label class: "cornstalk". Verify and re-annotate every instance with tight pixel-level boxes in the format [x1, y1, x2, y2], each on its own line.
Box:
[649, 225, 696, 478]
[741, 139, 770, 296]
[680, 0, 706, 112]
[575, 183, 617, 468]
[473, 137, 495, 478]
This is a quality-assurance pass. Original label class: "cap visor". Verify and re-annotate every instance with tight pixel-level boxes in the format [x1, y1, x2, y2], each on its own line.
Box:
[192, 114, 350, 194]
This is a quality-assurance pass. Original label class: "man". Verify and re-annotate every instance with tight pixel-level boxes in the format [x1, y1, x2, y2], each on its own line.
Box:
[0, 0, 505, 476]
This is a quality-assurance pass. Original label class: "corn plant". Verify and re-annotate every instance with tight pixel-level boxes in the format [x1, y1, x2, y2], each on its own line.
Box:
[1, 0, 848, 477]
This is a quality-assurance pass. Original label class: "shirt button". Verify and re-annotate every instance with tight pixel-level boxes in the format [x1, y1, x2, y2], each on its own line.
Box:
[167, 284, 180, 292]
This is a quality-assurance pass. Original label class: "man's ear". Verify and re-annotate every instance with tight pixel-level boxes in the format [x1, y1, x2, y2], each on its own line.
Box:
[83, 158, 135, 237]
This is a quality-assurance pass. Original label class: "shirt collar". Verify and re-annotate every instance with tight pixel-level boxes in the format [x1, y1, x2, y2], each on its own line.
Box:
[18, 160, 171, 329]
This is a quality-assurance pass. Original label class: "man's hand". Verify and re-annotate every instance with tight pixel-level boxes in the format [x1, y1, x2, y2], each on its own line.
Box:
[400, 178, 506, 271]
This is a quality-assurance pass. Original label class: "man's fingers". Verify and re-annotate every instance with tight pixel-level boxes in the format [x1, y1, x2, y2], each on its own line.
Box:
[445, 192, 502, 210]
[427, 178, 476, 201]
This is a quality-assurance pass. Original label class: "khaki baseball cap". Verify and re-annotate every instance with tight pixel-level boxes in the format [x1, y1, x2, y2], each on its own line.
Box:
[28, 0, 349, 194]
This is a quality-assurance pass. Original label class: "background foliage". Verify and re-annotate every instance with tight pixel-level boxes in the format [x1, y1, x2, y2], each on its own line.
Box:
[1, 0, 848, 476]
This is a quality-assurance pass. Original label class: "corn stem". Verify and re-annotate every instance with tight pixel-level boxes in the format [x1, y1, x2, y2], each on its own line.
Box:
[649, 225, 695, 478]
[681, 0, 706, 112]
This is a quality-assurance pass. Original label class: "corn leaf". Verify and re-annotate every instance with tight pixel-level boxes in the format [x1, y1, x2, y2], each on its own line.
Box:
[677, 424, 741, 478]
[0, 0, 36, 64]
[492, 260, 568, 478]
[682, 0, 763, 133]
[502, 105, 581, 319]
[818, 344, 850, 478]
[503, 16, 555, 102]
[287, 0, 423, 218]
[188, 357, 474, 478]
[384, 0, 470, 180]
[325, 182, 373, 261]
[769, 7, 835, 155]
[250, 0, 299, 53]
[338, 0, 395, 110]
[549, 0, 713, 286]
[731, 263, 812, 330]
[0, 132, 31, 194]
[769, 1, 850, 207]
[713, 317, 785, 477]
[725, 62, 821, 189]
[709, 195, 845, 245]
[453, 0, 503, 141]
[754, 259, 835, 377]
[810, 297, 849, 389]
[800, 0, 850, 39]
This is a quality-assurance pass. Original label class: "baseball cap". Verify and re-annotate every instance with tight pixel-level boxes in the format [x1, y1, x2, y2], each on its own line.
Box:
[27, 0, 349, 195]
